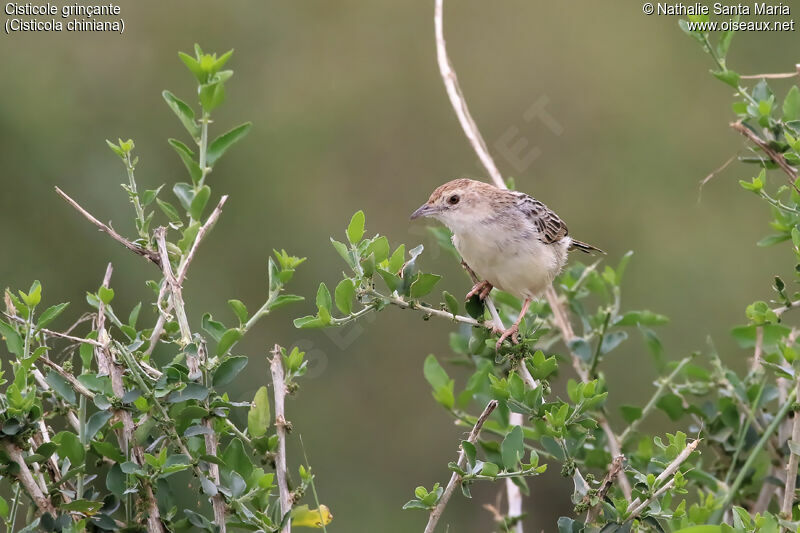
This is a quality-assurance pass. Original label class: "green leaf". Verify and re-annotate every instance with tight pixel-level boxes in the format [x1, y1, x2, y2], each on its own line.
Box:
[331, 238, 354, 269]
[227, 299, 248, 324]
[656, 393, 685, 421]
[784, 86, 800, 122]
[213, 356, 248, 387]
[0, 320, 23, 356]
[480, 462, 500, 478]
[98, 286, 114, 305]
[53, 431, 85, 465]
[157, 199, 183, 225]
[222, 437, 253, 479]
[0, 496, 8, 519]
[207, 123, 252, 166]
[37, 302, 69, 329]
[178, 51, 205, 81]
[334, 279, 355, 315]
[443, 291, 459, 316]
[388, 244, 405, 273]
[364, 236, 390, 263]
[423, 354, 450, 390]
[173, 182, 195, 212]
[620, 405, 643, 424]
[316, 283, 332, 313]
[84, 411, 113, 443]
[501, 425, 524, 470]
[293, 315, 327, 329]
[410, 273, 442, 298]
[168, 140, 202, 185]
[45, 371, 77, 405]
[347, 211, 366, 244]
[247, 386, 271, 438]
[712, 70, 740, 89]
[216, 328, 243, 356]
[269, 294, 304, 310]
[189, 185, 211, 220]
[162, 90, 200, 139]
[167, 383, 209, 403]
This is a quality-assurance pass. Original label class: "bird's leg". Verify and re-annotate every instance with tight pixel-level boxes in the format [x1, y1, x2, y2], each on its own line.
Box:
[466, 280, 493, 301]
[496, 298, 532, 350]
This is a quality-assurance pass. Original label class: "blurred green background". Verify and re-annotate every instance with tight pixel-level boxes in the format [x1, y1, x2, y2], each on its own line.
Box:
[1, 1, 798, 530]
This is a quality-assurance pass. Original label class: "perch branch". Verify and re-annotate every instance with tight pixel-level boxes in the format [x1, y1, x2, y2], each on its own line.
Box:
[2, 313, 103, 347]
[425, 400, 498, 533]
[54, 187, 161, 266]
[271, 345, 292, 533]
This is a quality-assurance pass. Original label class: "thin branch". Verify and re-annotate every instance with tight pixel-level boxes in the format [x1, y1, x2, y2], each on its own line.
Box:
[739, 64, 800, 79]
[585, 455, 625, 523]
[55, 187, 161, 266]
[38, 358, 95, 399]
[2, 313, 103, 347]
[177, 196, 227, 285]
[434, 0, 503, 189]
[154, 228, 192, 348]
[3, 442, 56, 516]
[626, 439, 700, 518]
[31, 368, 80, 431]
[144, 196, 228, 357]
[782, 378, 800, 518]
[271, 345, 292, 533]
[425, 400, 498, 533]
[94, 264, 165, 533]
[730, 121, 799, 189]
[364, 288, 490, 328]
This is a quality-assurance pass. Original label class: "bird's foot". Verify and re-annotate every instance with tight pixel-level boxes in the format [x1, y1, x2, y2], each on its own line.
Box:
[495, 324, 520, 350]
[466, 280, 493, 301]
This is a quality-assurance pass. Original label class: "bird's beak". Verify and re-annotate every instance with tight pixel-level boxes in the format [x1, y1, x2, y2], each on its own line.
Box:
[410, 203, 437, 220]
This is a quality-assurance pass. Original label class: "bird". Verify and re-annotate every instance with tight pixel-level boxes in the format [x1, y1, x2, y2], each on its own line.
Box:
[410, 178, 603, 349]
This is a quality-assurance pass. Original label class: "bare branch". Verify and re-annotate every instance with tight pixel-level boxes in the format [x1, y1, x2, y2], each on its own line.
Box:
[271, 345, 292, 533]
[38, 357, 95, 399]
[2, 313, 103, 347]
[177, 195, 228, 285]
[154, 228, 193, 349]
[425, 399, 498, 533]
[585, 455, 625, 523]
[434, 0, 503, 189]
[730, 121, 799, 189]
[739, 64, 800, 79]
[144, 196, 228, 358]
[626, 439, 700, 518]
[3, 442, 56, 516]
[782, 379, 800, 517]
[55, 187, 161, 267]
[94, 264, 166, 533]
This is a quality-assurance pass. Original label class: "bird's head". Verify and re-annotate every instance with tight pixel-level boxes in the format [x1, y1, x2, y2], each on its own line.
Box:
[410, 178, 498, 232]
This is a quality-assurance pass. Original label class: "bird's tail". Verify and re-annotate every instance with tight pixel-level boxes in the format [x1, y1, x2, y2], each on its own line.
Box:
[569, 239, 605, 255]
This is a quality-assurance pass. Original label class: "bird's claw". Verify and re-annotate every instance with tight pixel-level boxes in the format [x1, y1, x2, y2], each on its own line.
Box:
[495, 324, 520, 350]
[466, 280, 493, 301]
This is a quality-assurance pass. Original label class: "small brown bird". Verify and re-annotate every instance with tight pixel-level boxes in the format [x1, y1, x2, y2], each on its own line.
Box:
[410, 178, 603, 349]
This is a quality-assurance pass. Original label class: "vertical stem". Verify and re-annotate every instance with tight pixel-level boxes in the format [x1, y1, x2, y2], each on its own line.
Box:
[271, 345, 292, 533]
[124, 151, 147, 241]
[198, 112, 210, 189]
[77, 394, 86, 499]
[782, 379, 800, 521]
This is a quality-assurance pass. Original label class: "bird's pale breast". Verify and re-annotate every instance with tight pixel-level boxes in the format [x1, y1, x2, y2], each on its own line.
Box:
[453, 223, 569, 299]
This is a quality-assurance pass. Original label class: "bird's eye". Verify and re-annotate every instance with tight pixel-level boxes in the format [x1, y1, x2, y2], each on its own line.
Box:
[448, 194, 460, 205]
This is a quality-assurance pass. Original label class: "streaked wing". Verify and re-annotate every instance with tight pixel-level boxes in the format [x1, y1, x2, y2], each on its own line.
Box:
[514, 192, 568, 244]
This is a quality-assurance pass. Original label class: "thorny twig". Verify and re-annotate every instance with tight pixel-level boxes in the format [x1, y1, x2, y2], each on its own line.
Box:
[424, 400, 498, 533]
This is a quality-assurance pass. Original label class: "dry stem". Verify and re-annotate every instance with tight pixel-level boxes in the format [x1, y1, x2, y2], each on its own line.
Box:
[55, 187, 161, 266]
[730, 121, 798, 189]
[782, 379, 800, 519]
[424, 400, 499, 533]
[3, 442, 56, 516]
[626, 439, 700, 517]
[271, 345, 292, 533]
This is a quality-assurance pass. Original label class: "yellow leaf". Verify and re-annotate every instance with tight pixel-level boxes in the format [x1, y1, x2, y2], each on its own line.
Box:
[291, 504, 333, 528]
